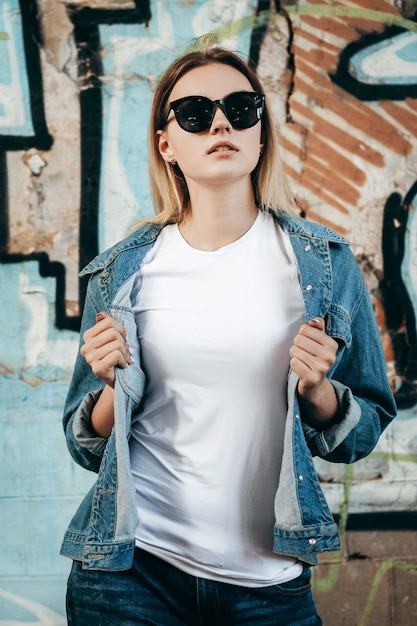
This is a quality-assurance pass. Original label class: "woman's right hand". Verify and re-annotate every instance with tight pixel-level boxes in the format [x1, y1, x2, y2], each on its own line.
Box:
[80, 311, 132, 388]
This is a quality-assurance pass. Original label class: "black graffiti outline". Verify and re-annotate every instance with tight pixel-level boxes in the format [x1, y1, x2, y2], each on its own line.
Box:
[0, 0, 52, 151]
[68, 0, 152, 324]
[0, 1, 72, 325]
[381, 183, 417, 409]
[330, 25, 417, 101]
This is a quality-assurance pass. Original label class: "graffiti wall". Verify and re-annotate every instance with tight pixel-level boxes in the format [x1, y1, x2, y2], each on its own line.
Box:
[0, 0, 416, 623]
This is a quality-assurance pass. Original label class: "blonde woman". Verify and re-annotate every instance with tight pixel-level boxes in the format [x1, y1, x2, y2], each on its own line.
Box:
[61, 45, 396, 625]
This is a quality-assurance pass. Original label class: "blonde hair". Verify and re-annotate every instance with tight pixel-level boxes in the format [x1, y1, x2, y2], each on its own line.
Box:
[134, 43, 298, 229]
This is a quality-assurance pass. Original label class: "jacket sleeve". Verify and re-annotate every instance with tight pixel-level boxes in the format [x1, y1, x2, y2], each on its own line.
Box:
[302, 249, 397, 463]
[62, 275, 109, 473]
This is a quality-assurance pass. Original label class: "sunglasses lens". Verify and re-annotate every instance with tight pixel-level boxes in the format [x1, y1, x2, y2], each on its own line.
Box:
[224, 93, 262, 129]
[174, 97, 214, 133]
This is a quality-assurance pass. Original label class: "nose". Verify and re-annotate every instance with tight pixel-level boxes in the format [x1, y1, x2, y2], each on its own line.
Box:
[210, 103, 231, 132]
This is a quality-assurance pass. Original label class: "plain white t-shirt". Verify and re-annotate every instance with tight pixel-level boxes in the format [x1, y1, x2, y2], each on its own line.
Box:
[130, 210, 306, 587]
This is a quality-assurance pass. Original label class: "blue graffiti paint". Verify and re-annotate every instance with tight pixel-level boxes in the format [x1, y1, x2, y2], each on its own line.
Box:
[348, 31, 417, 85]
[0, 0, 34, 136]
[397, 38, 417, 62]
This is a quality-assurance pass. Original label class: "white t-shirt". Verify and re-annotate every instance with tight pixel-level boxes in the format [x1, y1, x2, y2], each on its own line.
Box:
[130, 211, 305, 587]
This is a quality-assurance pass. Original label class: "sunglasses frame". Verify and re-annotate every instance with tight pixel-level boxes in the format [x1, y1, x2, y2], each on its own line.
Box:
[163, 91, 265, 133]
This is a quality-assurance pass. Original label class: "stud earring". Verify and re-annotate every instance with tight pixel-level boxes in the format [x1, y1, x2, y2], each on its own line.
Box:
[170, 158, 177, 165]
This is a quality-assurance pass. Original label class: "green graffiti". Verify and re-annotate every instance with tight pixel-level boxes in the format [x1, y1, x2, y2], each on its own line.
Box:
[369, 451, 417, 463]
[203, 6, 417, 42]
[311, 461, 417, 624]
[203, 11, 271, 42]
[312, 465, 417, 624]
[285, 5, 417, 33]
[359, 560, 417, 626]
[312, 464, 353, 593]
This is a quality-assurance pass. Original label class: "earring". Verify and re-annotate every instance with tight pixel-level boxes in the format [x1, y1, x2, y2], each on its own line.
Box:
[170, 158, 177, 165]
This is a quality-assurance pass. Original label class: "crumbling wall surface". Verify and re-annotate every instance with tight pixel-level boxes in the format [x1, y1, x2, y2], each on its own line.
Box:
[0, 1, 416, 623]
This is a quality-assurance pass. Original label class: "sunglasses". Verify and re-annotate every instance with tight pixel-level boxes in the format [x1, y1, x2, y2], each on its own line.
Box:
[164, 91, 265, 133]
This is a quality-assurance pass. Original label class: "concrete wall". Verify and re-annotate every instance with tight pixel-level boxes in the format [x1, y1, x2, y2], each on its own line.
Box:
[0, 0, 416, 623]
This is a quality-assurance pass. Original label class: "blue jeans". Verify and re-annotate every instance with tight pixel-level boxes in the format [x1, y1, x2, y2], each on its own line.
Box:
[66, 548, 322, 625]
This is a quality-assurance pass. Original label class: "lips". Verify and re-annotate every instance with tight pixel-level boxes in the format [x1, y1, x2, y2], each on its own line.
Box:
[208, 142, 238, 154]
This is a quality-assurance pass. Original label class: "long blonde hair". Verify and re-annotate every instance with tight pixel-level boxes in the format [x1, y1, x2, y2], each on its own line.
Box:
[134, 43, 298, 229]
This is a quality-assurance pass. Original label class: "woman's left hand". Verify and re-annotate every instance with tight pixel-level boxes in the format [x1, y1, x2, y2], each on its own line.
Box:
[289, 317, 340, 426]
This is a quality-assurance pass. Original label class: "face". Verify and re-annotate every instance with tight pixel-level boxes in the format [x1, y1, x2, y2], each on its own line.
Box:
[157, 63, 264, 191]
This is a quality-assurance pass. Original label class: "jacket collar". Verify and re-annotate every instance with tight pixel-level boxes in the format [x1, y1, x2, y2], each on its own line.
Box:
[80, 221, 164, 276]
[80, 211, 349, 277]
[276, 211, 349, 245]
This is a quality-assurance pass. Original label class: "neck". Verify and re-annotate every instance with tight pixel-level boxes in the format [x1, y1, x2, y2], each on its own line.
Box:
[179, 181, 259, 251]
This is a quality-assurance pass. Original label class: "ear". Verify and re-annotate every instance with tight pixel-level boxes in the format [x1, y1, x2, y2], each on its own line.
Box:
[157, 129, 175, 163]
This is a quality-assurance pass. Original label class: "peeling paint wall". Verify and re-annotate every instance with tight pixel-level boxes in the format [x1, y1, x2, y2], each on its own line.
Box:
[0, 0, 416, 623]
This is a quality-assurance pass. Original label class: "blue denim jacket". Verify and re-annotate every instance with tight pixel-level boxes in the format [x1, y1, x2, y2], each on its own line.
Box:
[60, 213, 396, 570]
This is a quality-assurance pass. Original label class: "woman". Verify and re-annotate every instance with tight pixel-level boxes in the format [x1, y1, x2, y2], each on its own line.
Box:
[61, 44, 396, 625]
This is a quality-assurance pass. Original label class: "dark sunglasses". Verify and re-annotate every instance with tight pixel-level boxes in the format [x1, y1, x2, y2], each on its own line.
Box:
[164, 91, 265, 133]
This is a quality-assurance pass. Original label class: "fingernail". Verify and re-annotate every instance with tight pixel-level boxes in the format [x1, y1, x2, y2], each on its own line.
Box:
[309, 318, 321, 325]
[96, 311, 107, 321]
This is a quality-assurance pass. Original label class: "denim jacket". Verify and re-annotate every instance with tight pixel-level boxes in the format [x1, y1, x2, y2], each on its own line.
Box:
[60, 212, 396, 570]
